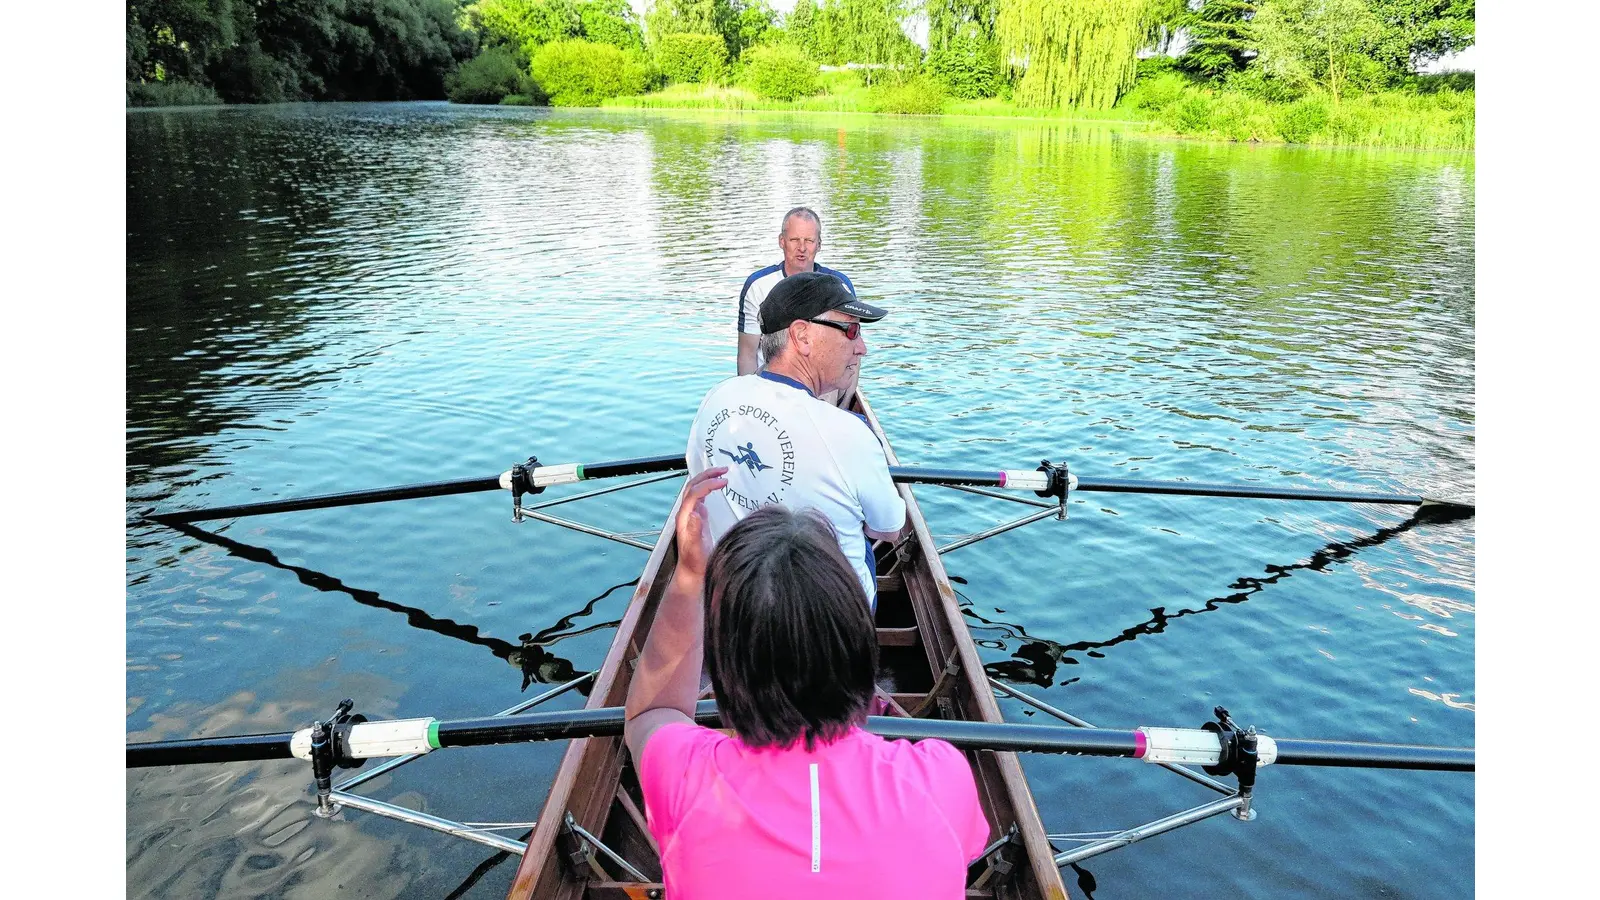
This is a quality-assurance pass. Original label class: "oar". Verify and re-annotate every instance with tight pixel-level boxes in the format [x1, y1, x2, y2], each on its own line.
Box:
[127, 701, 1473, 773]
[145, 454, 687, 525]
[147, 455, 1473, 526]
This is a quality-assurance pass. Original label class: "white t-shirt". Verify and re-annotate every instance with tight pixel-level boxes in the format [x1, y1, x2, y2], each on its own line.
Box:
[738, 263, 856, 336]
[686, 372, 906, 608]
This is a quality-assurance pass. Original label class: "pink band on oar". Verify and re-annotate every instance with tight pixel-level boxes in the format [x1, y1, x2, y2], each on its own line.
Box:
[997, 471, 1008, 487]
[1134, 729, 1148, 759]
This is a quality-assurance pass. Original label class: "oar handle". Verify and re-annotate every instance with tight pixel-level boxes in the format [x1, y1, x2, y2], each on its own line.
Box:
[499, 455, 686, 493]
[887, 466, 1072, 494]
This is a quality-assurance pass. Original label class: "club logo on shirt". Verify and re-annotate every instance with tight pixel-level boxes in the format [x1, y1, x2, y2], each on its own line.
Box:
[703, 404, 796, 511]
[718, 442, 773, 475]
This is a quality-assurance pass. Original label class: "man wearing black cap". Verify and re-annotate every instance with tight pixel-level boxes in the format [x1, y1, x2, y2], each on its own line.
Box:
[687, 271, 906, 610]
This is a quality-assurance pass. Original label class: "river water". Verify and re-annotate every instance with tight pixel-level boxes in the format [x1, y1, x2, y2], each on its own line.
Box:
[126, 102, 1474, 899]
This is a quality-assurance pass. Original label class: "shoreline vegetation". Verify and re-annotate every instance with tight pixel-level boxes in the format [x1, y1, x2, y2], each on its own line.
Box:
[126, 0, 1475, 151]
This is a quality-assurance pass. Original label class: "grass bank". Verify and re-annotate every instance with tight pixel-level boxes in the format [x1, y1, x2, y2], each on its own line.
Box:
[601, 73, 1473, 151]
[602, 74, 1146, 125]
[1119, 73, 1473, 150]
[126, 80, 223, 107]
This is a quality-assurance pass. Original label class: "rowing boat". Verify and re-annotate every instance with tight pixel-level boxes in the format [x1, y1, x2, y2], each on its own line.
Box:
[506, 391, 1070, 900]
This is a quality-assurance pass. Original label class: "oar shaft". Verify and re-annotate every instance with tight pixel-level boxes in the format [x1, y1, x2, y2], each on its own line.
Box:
[127, 732, 296, 767]
[1271, 738, 1475, 772]
[1072, 476, 1429, 507]
[435, 701, 721, 748]
[149, 476, 503, 525]
[577, 455, 685, 481]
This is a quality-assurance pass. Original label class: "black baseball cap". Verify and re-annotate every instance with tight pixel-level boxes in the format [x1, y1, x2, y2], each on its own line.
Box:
[759, 272, 887, 335]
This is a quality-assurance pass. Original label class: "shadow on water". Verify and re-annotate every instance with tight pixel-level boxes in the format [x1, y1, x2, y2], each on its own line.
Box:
[161, 521, 645, 693]
[971, 504, 1474, 687]
[442, 843, 528, 900]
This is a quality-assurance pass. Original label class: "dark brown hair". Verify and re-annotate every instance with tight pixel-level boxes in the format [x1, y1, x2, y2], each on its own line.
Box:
[703, 505, 877, 750]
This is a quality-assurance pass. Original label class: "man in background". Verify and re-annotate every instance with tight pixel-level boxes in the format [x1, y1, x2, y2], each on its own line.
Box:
[736, 208, 859, 407]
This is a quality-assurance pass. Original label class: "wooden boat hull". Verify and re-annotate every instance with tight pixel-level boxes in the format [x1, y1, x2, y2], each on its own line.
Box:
[508, 392, 1068, 900]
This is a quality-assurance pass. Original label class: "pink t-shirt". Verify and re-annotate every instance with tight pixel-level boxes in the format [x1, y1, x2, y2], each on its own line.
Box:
[639, 723, 991, 899]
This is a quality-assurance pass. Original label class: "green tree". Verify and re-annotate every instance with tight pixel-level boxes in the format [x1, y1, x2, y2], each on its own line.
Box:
[1253, 0, 1385, 102]
[831, 0, 918, 85]
[742, 43, 822, 98]
[464, 0, 583, 52]
[731, 0, 777, 57]
[578, 1, 646, 50]
[646, 0, 770, 59]
[127, 0, 250, 84]
[925, 0, 1005, 98]
[785, 0, 822, 59]
[1367, 0, 1473, 74]
[926, 0, 997, 49]
[446, 43, 539, 101]
[646, 0, 731, 43]
[996, 0, 1165, 109]
[926, 30, 1002, 98]
[1177, 1, 1259, 78]
[656, 31, 730, 81]
[128, 0, 473, 103]
[529, 37, 649, 103]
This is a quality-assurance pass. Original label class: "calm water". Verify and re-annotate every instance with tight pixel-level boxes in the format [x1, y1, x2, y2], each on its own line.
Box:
[126, 103, 1474, 899]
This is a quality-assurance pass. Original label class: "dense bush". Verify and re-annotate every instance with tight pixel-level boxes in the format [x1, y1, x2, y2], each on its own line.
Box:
[1405, 71, 1475, 94]
[1220, 66, 1305, 104]
[1121, 72, 1191, 111]
[1163, 93, 1214, 134]
[530, 39, 650, 105]
[126, 80, 222, 107]
[1326, 102, 1381, 145]
[741, 45, 821, 101]
[1274, 96, 1330, 143]
[869, 75, 946, 115]
[925, 33, 1003, 100]
[447, 45, 539, 104]
[656, 32, 728, 84]
[1207, 92, 1274, 142]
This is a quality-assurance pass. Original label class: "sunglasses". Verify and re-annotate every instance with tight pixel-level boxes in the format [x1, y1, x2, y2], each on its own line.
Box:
[806, 318, 861, 340]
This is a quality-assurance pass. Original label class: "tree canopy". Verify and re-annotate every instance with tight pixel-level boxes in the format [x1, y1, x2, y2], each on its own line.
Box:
[464, 0, 643, 55]
[127, 0, 1474, 111]
[997, 0, 1164, 109]
[128, 0, 474, 102]
[1253, 0, 1386, 101]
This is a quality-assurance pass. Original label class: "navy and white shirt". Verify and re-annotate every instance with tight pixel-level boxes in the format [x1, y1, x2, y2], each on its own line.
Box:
[686, 372, 905, 609]
[737, 263, 856, 336]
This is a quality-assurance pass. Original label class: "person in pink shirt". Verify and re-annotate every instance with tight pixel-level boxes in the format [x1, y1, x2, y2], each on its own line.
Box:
[624, 467, 992, 899]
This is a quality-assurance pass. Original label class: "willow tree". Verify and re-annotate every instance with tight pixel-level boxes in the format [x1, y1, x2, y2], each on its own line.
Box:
[996, 0, 1164, 109]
